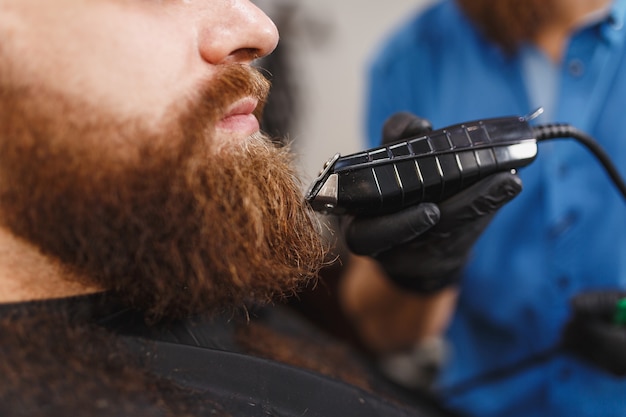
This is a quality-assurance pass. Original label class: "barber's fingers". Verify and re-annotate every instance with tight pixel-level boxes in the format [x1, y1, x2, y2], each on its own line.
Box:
[344, 203, 440, 256]
[382, 112, 433, 145]
[570, 291, 626, 318]
[437, 172, 522, 229]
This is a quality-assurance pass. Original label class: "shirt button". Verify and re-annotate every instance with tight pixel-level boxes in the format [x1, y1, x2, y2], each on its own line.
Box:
[568, 59, 585, 77]
[558, 366, 572, 382]
[557, 275, 571, 289]
[549, 211, 578, 237]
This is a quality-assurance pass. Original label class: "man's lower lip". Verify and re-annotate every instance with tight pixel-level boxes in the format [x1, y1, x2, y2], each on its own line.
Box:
[217, 114, 260, 136]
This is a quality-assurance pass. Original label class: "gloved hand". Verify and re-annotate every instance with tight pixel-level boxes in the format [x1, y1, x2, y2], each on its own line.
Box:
[561, 290, 626, 376]
[342, 112, 523, 293]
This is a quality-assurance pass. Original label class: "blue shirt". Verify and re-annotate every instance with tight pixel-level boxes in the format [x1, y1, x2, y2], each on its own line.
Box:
[365, 1, 626, 416]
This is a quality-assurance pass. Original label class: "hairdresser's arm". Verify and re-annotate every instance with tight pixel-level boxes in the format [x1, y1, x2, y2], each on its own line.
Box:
[340, 255, 457, 354]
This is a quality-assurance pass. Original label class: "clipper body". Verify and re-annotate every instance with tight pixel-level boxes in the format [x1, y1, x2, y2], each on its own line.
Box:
[306, 116, 537, 215]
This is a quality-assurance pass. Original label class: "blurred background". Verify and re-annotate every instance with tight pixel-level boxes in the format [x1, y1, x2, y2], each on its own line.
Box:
[255, 0, 434, 183]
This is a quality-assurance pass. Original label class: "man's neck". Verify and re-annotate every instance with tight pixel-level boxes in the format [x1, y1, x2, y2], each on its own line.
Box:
[535, 0, 613, 62]
[0, 227, 102, 303]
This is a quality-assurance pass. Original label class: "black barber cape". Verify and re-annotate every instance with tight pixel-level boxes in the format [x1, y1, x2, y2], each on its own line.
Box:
[0, 292, 458, 417]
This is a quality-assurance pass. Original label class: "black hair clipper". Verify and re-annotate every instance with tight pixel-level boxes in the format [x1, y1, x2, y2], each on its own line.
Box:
[305, 115, 539, 216]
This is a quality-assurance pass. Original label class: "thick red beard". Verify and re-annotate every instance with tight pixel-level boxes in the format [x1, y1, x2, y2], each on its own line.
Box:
[0, 65, 327, 319]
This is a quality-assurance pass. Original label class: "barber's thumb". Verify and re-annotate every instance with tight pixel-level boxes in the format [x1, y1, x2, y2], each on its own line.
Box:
[344, 203, 440, 256]
[382, 112, 433, 145]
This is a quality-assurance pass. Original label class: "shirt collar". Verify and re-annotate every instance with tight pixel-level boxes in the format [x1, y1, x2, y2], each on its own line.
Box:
[598, 0, 626, 44]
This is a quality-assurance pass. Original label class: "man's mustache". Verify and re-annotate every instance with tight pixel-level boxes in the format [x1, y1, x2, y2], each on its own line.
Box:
[191, 64, 271, 127]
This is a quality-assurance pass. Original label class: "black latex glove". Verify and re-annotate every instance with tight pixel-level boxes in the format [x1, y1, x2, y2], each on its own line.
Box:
[343, 112, 523, 293]
[561, 290, 626, 376]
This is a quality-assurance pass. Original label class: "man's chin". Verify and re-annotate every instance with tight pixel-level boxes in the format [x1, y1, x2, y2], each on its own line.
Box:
[100, 138, 326, 319]
[212, 128, 263, 153]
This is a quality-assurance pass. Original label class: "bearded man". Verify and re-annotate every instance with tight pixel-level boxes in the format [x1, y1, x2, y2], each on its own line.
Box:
[0, 1, 461, 416]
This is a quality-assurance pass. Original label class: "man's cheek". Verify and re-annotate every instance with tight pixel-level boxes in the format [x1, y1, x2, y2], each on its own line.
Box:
[15, 5, 198, 124]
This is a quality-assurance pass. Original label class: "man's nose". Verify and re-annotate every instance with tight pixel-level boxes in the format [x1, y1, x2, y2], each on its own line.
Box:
[196, 0, 279, 65]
